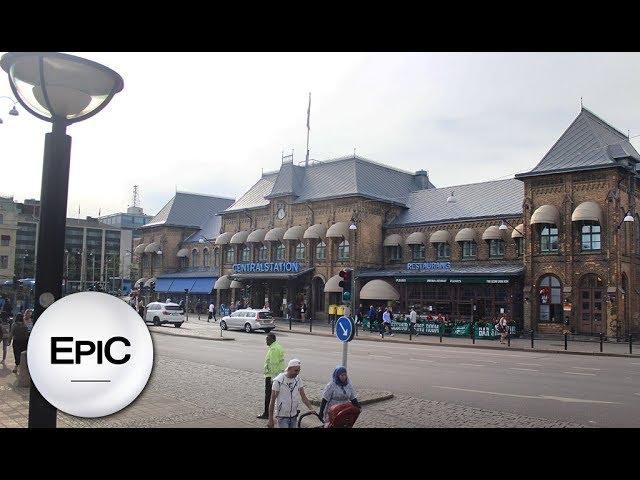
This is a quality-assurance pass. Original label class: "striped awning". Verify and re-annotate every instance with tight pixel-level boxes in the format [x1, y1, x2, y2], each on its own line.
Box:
[215, 232, 233, 245]
[530, 204, 560, 226]
[283, 225, 305, 241]
[405, 232, 427, 245]
[383, 234, 402, 246]
[482, 225, 503, 241]
[326, 222, 350, 238]
[429, 230, 450, 244]
[511, 224, 524, 239]
[230, 231, 250, 245]
[133, 243, 146, 254]
[176, 248, 189, 258]
[303, 224, 326, 240]
[359, 280, 400, 300]
[455, 228, 476, 242]
[572, 201, 603, 225]
[144, 242, 160, 253]
[324, 274, 342, 293]
[264, 227, 286, 242]
[214, 275, 231, 290]
[246, 229, 267, 243]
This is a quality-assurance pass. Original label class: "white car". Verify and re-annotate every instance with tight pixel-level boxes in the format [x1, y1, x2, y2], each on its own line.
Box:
[219, 309, 275, 333]
[145, 302, 184, 328]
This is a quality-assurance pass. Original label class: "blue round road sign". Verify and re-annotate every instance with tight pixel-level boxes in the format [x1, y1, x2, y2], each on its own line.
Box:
[335, 316, 354, 343]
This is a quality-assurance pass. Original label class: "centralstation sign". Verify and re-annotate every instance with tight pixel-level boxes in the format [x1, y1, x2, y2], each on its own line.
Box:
[232, 262, 301, 274]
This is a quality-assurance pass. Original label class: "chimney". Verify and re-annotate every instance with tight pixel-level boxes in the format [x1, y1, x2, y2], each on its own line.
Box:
[414, 170, 430, 189]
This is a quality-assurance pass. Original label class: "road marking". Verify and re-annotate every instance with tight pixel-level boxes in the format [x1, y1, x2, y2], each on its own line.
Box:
[432, 386, 621, 404]
[631, 363, 640, 366]
[509, 367, 539, 372]
[562, 372, 596, 376]
[409, 358, 436, 362]
[515, 363, 542, 367]
[369, 355, 392, 359]
[211, 347, 244, 354]
[634, 393, 640, 396]
[458, 363, 486, 367]
[572, 367, 602, 371]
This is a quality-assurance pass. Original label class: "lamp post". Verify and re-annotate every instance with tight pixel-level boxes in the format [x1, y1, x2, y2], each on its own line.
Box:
[1, 52, 123, 428]
[0, 95, 19, 124]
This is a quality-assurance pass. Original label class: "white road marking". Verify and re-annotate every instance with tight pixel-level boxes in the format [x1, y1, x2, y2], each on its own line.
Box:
[572, 367, 602, 371]
[562, 372, 596, 376]
[432, 386, 621, 404]
[509, 367, 539, 372]
[631, 363, 640, 366]
[515, 363, 542, 367]
[459, 363, 486, 367]
[409, 358, 436, 362]
[634, 393, 640, 396]
[369, 355, 392, 359]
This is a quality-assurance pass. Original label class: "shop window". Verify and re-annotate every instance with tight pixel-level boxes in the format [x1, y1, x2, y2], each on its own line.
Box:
[191, 249, 199, 266]
[0, 235, 9, 246]
[580, 223, 601, 251]
[489, 239, 505, 258]
[241, 246, 251, 262]
[539, 225, 558, 252]
[388, 246, 402, 261]
[258, 245, 267, 262]
[538, 275, 562, 323]
[337, 240, 350, 260]
[274, 243, 285, 261]
[295, 242, 305, 261]
[515, 237, 524, 256]
[411, 244, 426, 261]
[436, 242, 450, 259]
[225, 247, 235, 264]
[315, 241, 326, 261]
[462, 241, 477, 259]
[203, 248, 210, 267]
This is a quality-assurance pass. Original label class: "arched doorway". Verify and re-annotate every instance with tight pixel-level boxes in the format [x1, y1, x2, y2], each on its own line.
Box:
[578, 273, 605, 335]
[312, 276, 325, 315]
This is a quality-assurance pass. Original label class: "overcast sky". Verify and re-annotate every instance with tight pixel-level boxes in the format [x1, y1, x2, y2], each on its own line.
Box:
[1, 52, 640, 218]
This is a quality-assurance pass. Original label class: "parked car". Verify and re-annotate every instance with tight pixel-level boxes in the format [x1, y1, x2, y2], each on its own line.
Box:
[219, 309, 275, 333]
[144, 302, 184, 328]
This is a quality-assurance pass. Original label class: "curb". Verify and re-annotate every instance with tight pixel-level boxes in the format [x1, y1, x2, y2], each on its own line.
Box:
[150, 330, 235, 341]
[274, 327, 638, 358]
[310, 393, 394, 407]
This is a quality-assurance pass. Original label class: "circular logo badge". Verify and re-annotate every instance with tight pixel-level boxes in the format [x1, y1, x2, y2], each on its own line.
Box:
[28, 292, 153, 418]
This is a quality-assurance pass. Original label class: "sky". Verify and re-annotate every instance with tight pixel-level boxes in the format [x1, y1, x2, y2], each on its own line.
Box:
[1, 52, 640, 219]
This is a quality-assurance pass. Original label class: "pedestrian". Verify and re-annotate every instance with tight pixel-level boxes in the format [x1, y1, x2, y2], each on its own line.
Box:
[382, 306, 394, 337]
[409, 305, 418, 337]
[318, 366, 361, 426]
[343, 304, 351, 318]
[137, 299, 145, 319]
[1, 315, 11, 364]
[10, 313, 29, 374]
[196, 300, 202, 320]
[23, 309, 33, 332]
[257, 332, 285, 420]
[267, 358, 315, 428]
[497, 314, 508, 344]
[355, 304, 363, 325]
[368, 305, 376, 331]
[208, 301, 215, 322]
[376, 306, 384, 336]
[300, 302, 305, 321]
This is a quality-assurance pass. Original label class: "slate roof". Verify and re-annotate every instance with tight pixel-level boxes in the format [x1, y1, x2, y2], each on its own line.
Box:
[358, 263, 525, 278]
[225, 155, 435, 212]
[389, 178, 523, 227]
[143, 192, 234, 230]
[516, 108, 640, 179]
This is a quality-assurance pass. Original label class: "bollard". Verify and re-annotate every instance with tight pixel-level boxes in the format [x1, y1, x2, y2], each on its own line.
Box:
[355, 322, 359, 338]
[530, 329, 534, 349]
[289, 316, 292, 331]
[409, 326, 412, 341]
[310, 315, 313, 333]
[331, 318, 335, 335]
[439, 326, 443, 343]
[600, 332, 603, 353]
[630, 334, 633, 355]
[507, 331, 510, 347]
[564, 332, 568, 351]
[471, 323, 475, 344]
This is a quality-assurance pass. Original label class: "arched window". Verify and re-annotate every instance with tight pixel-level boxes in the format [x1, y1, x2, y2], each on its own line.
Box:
[274, 243, 285, 261]
[213, 248, 219, 267]
[538, 275, 562, 324]
[387, 246, 402, 261]
[191, 249, 199, 267]
[489, 239, 505, 258]
[142, 253, 150, 268]
[315, 241, 326, 261]
[241, 245, 251, 262]
[295, 242, 305, 260]
[154, 253, 162, 269]
[411, 244, 426, 261]
[203, 248, 210, 267]
[179, 256, 188, 269]
[539, 225, 559, 252]
[580, 222, 601, 251]
[515, 238, 524, 256]
[258, 244, 267, 261]
[436, 242, 450, 259]
[338, 240, 350, 260]
[462, 241, 476, 259]
[225, 246, 235, 264]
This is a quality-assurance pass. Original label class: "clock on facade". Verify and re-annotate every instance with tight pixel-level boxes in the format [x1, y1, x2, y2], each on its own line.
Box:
[276, 206, 286, 220]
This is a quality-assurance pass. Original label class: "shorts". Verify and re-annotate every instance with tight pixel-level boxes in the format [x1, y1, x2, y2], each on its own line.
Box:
[276, 416, 298, 428]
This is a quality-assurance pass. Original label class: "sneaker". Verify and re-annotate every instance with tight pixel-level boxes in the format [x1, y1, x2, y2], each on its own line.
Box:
[379, 333, 383, 338]
[256, 413, 269, 419]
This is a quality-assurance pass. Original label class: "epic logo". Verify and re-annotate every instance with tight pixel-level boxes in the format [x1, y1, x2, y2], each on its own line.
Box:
[51, 336, 131, 364]
[28, 292, 153, 418]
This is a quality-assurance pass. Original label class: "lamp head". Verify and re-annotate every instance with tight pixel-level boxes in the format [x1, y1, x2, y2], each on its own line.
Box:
[624, 212, 634, 223]
[499, 221, 508, 231]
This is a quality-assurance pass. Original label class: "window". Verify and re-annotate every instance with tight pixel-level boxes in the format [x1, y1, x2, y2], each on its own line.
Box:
[515, 238, 524, 256]
[411, 244, 426, 261]
[203, 248, 210, 267]
[154, 253, 162, 269]
[489, 239, 505, 258]
[191, 249, 199, 267]
[241, 245, 251, 262]
[295, 242, 305, 260]
[436, 242, 450, 259]
[581, 223, 601, 251]
[388, 246, 402, 261]
[0, 256, 7, 269]
[274, 243, 285, 261]
[225, 247, 235, 264]
[462, 241, 477, 259]
[0, 214, 3, 224]
[540, 225, 558, 252]
[538, 275, 562, 323]
[337, 240, 350, 260]
[315, 241, 326, 261]
[0, 235, 9, 246]
[213, 249, 219, 267]
[258, 244, 267, 261]
[143, 254, 150, 268]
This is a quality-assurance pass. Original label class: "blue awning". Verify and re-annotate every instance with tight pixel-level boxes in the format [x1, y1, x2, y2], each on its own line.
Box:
[191, 277, 216, 294]
[154, 278, 175, 293]
[168, 278, 197, 293]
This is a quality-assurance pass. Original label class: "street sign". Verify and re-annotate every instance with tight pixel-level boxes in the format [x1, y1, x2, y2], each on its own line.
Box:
[335, 315, 354, 343]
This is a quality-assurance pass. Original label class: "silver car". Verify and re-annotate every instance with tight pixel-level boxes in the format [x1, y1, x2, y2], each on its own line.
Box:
[145, 302, 185, 328]
[219, 309, 275, 333]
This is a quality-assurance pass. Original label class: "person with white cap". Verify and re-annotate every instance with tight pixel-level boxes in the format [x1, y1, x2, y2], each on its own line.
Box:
[267, 358, 315, 428]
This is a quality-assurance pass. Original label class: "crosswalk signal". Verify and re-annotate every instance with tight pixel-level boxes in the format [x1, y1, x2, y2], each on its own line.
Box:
[339, 269, 352, 302]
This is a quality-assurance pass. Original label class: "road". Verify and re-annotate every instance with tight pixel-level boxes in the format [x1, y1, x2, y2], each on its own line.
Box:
[151, 328, 640, 427]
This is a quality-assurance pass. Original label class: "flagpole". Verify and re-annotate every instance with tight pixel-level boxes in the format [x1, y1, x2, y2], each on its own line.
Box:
[305, 92, 311, 167]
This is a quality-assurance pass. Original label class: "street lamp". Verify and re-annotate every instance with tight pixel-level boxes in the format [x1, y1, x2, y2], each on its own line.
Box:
[1, 52, 123, 428]
[616, 210, 635, 230]
[0, 95, 19, 124]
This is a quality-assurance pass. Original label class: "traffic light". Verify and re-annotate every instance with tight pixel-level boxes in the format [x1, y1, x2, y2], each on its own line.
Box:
[339, 269, 352, 303]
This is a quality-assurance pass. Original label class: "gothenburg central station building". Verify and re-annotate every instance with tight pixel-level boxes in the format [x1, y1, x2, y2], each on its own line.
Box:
[135, 108, 640, 336]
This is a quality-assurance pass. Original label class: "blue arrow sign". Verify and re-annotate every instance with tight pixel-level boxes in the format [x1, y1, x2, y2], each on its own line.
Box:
[335, 316, 354, 343]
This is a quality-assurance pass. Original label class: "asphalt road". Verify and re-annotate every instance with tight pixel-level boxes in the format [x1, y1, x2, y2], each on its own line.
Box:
[152, 329, 640, 427]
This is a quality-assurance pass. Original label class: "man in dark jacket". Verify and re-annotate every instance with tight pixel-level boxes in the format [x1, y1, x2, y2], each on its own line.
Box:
[10, 313, 29, 374]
